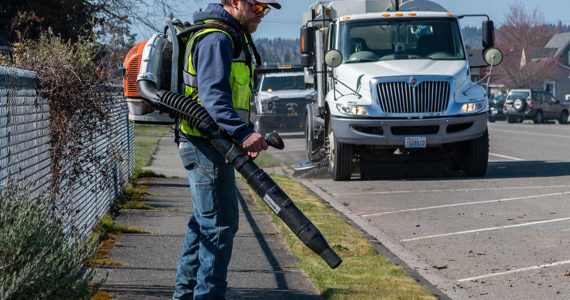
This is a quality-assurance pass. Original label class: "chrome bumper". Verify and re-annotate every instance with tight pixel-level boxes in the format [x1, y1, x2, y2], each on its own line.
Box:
[331, 113, 487, 146]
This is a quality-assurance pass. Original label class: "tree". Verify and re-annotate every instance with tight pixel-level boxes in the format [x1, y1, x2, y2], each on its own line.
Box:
[495, 1, 561, 88]
[1, 0, 187, 84]
[0, 0, 181, 43]
[1, 0, 101, 43]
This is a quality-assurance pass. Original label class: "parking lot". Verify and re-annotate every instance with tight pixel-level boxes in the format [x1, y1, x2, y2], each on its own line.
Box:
[267, 121, 570, 299]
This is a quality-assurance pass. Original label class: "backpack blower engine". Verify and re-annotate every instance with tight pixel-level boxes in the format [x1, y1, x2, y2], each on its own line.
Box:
[123, 17, 342, 269]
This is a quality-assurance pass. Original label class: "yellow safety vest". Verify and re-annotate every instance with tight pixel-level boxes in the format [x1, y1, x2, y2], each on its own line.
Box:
[180, 22, 254, 137]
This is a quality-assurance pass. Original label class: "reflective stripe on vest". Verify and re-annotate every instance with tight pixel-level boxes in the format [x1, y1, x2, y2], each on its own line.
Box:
[180, 25, 254, 138]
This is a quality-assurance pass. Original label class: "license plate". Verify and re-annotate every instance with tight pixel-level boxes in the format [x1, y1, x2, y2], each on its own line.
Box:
[491, 109, 498, 115]
[405, 136, 426, 148]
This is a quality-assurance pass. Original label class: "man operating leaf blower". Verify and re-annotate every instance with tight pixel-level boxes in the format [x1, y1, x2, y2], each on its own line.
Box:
[173, 1, 276, 299]
[124, 0, 342, 299]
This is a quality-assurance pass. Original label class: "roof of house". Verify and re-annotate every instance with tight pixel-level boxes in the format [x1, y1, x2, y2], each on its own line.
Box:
[543, 32, 570, 58]
[544, 32, 570, 49]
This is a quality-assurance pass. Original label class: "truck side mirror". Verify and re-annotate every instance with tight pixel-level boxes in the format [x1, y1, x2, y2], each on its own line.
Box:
[482, 20, 495, 48]
[300, 26, 315, 67]
[483, 47, 503, 66]
[325, 50, 343, 68]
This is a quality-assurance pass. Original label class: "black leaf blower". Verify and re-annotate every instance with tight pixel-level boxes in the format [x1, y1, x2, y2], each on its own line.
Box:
[123, 19, 341, 269]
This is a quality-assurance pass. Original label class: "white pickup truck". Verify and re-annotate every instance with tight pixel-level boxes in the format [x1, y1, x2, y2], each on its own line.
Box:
[253, 67, 317, 135]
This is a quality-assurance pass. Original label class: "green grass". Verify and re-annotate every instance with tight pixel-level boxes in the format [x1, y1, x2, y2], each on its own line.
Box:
[249, 175, 435, 300]
[134, 124, 172, 136]
[95, 214, 150, 235]
[134, 137, 160, 169]
[122, 201, 156, 210]
[254, 151, 282, 168]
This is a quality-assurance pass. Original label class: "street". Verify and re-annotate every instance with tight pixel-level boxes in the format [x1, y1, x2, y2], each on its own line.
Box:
[266, 121, 570, 299]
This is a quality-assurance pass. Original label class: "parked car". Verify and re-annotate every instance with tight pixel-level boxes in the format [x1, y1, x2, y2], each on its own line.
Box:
[253, 70, 316, 135]
[504, 89, 569, 124]
[488, 94, 507, 122]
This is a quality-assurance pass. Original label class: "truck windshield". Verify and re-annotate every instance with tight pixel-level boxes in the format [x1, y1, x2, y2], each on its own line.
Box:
[339, 18, 465, 63]
[260, 75, 306, 91]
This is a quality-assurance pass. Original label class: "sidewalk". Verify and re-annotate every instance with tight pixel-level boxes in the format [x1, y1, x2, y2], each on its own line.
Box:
[92, 136, 320, 299]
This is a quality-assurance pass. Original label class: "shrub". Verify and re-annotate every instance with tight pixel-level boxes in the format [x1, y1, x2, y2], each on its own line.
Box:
[0, 185, 101, 299]
[10, 32, 118, 197]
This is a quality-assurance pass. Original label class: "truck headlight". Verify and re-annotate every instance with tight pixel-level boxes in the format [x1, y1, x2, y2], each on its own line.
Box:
[460, 102, 485, 113]
[337, 104, 368, 115]
[260, 96, 279, 113]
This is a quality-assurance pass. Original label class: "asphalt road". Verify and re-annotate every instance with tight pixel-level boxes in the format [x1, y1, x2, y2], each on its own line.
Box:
[265, 121, 570, 300]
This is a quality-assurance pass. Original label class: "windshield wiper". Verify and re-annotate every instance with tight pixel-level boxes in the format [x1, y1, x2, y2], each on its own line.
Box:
[345, 59, 376, 63]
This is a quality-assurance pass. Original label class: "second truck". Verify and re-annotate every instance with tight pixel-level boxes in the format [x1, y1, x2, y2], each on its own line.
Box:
[300, 0, 503, 180]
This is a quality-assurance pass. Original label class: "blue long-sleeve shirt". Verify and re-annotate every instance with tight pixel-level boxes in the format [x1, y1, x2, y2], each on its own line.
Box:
[190, 3, 254, 144]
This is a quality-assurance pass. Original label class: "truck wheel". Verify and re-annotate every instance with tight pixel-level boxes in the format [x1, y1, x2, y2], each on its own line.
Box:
[328, 129, 353, 181]
[533, 110, 543, 124]
[559, 111, 568, 124]
[463, 129, 489, 177]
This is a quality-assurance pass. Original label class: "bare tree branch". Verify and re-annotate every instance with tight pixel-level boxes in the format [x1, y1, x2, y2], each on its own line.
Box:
[495, 1, 561, 88]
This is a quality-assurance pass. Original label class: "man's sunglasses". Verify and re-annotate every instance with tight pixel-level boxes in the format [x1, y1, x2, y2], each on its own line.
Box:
[243, 0, 271, 16]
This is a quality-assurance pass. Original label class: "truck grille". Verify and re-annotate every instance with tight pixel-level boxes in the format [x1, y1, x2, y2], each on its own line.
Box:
[271, 98, 306, 117]
[377, 80, 451, 113]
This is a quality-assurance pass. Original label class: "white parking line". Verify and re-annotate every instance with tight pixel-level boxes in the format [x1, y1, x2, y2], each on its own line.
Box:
[489, 152, 525, 161]
[400, 217, 570, 242]
[332, 185, 570, 196]
[458, 260, 570, 282]
[361, 191, 570, 217]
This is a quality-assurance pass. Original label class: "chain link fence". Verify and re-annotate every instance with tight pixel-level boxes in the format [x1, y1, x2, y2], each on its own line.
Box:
[0, 65, 134, 237]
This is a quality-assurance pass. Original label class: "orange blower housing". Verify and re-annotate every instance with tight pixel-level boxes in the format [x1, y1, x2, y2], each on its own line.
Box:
[123, 40, 159, 118]
[123, 40, 147, 98]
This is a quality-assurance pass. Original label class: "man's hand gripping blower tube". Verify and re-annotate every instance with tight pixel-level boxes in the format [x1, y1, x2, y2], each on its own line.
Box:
[136, 81, 342, 269]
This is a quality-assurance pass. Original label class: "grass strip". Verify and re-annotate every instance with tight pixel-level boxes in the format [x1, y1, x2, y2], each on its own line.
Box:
[134, 124, 172, 136]
[254, 151, 282, 168]
[135, 137, 161, 169]
[250, 174, 435, 300]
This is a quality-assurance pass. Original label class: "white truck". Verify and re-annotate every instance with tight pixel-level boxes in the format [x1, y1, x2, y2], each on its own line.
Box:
[253, 66, 317, 136]
[300, 0, 503, 180]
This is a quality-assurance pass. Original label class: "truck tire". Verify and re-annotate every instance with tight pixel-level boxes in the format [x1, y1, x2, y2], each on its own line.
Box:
[533, 110, 543, 124]
[463, 129, 489, 177]
[328, 129, 353, 181]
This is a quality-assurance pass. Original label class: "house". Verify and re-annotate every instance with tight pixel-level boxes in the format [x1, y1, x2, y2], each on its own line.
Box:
[531, 32, 570, 100]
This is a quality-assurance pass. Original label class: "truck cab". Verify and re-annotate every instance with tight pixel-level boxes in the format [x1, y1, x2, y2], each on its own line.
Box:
[301, 0, 502, 180]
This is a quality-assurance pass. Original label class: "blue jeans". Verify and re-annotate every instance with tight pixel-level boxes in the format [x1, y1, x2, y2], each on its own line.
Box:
[173, 138, 239, 300]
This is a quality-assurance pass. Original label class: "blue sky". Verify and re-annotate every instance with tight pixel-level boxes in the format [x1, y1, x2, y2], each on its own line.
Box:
[133, 0, 570, 42]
